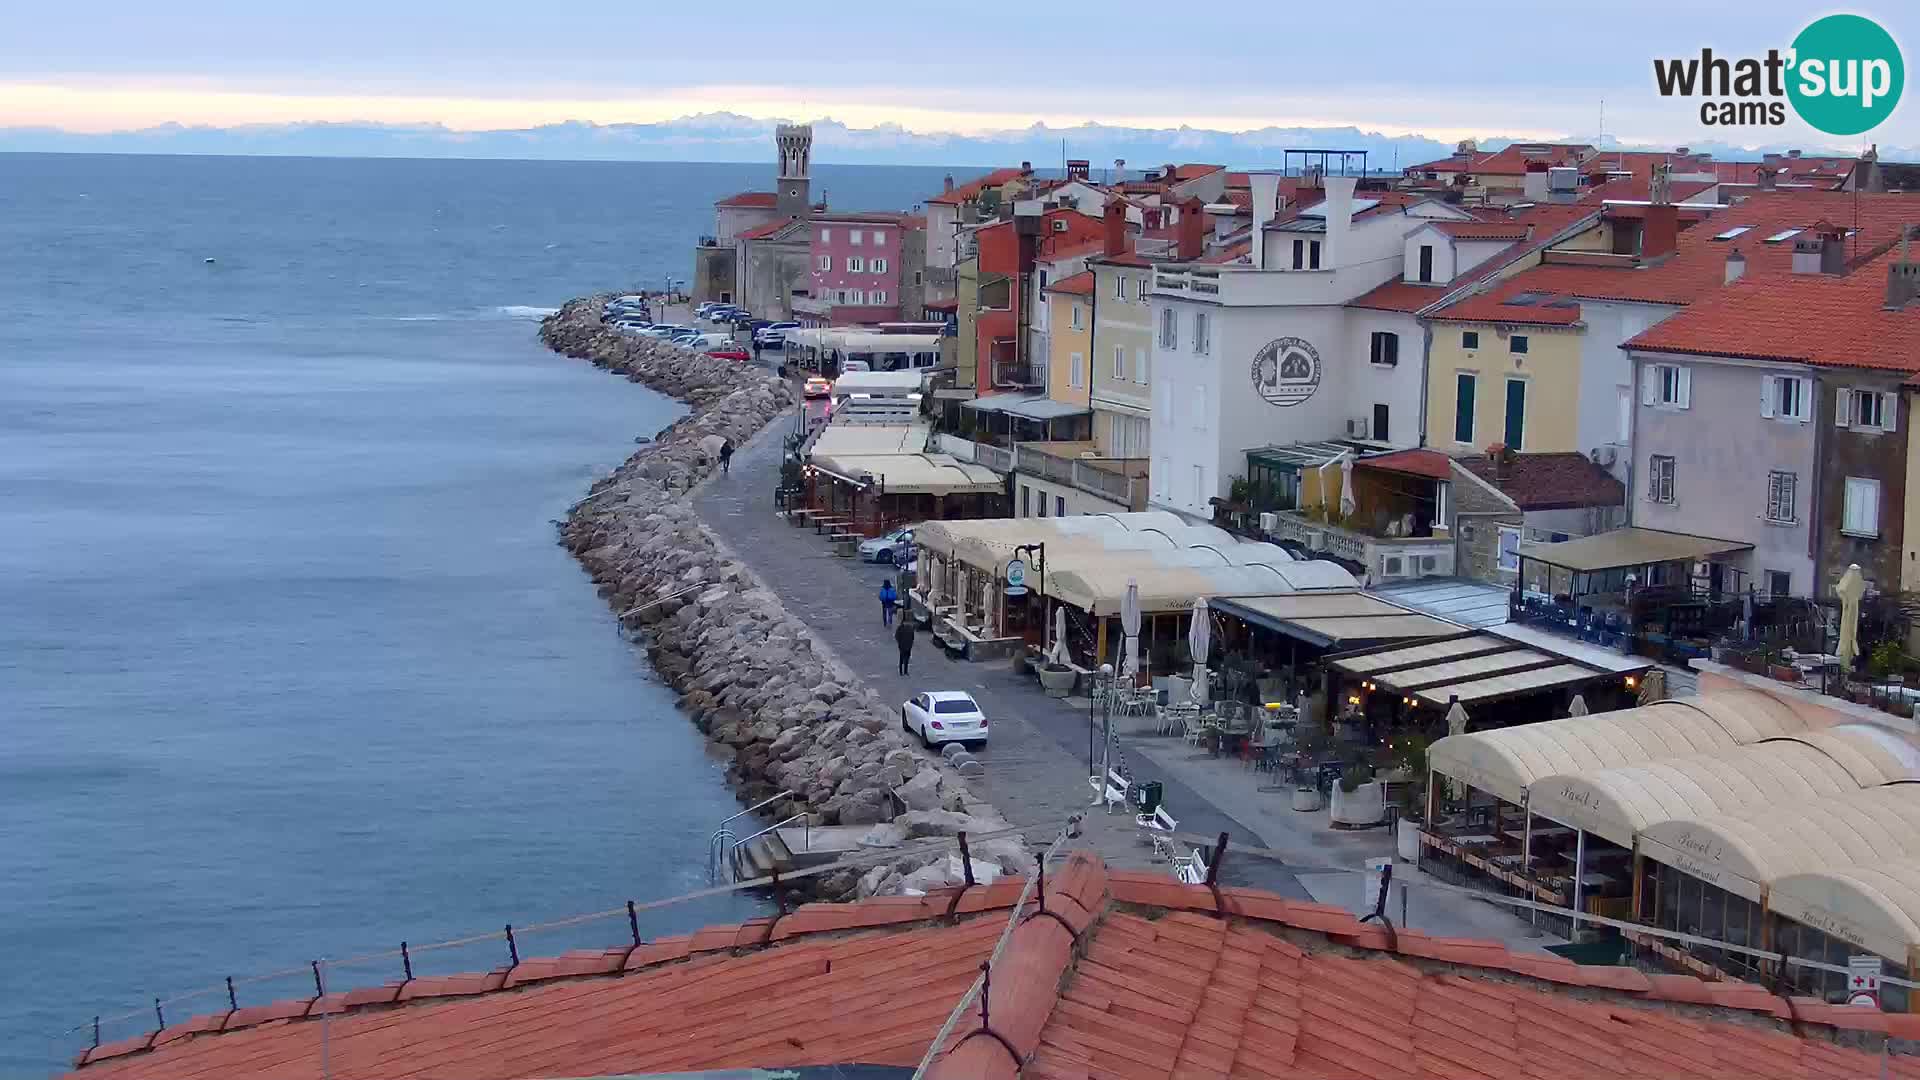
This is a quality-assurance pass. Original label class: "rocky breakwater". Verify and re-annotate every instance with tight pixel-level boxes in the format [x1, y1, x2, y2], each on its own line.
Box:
[541, 298, 1036, 900]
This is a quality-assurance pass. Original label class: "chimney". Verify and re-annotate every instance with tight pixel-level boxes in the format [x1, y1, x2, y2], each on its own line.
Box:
[1821, 227, 1847, 274]
[1322, 175, 1357, 273]
[1789, 149, 1803, 160]
[1066, 159, 1090, 182]
[1522, 161, 1550, 202]
[1178, 196, 1205, 260]
[1487, 443, 1514, 482]
[1724, 247, 1746, 284]
[1886, 227, 1920, 310]
[1758, 169, 1778, 192]
[944, 174, 955, 194]
[1019, 161, 1032, 175]
[1249, 173, 1282, 270]
[1102, 198, 1130, 257]
[1641, 164, 1677, 260]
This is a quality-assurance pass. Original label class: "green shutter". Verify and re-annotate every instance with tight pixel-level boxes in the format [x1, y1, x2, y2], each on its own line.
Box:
[1505, 379, 1527, 450]
[1454, 373, 1476, 443]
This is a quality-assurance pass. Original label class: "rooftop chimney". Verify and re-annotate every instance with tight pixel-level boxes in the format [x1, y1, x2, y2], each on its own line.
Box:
[1641, 164, 1678, 260]
[1887, 227, 1920, 309]
[1757, 169, 1778, 192]
[1249, 173, 1282, 270]
[1102, 198, 1130, 258]
[944, 174, 955, 193]
[1793, 225, 1848, 274]
[1066, 159, 1090, 182]
[1522, 161, 1549, 202]
[1724, 247, 1747, 284]
[1019, 161, 1032, 175]
[1487, 442, 1514, 482]
[1178, 196, 1205, 261]
[1789, 149, 1803, 159]
[1322, 175, 1357, 274]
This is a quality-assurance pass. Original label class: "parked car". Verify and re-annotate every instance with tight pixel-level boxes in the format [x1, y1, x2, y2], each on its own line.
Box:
[706, 347, 751, 362]
[730, 312, 762, 328]
[611, 319, 652, 333]
[902, 691, 988, 748]
[756, 321, 800, 347]
[803, 376, 832, 398]
[858, 527, 913, 564]
[695, 301, 722, 318]
[685, 331, 734, 350]
[706, 306, 739, 323]
[640, 325, 689, 338]
[840, 359, 871, 373]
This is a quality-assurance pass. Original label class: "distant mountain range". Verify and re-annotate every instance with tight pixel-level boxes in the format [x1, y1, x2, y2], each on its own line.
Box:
[0, 113, 1906, 167]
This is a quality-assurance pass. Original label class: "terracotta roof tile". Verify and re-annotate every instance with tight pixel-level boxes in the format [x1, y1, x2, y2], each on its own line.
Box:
[716, 191, 778, 208]
[928, 166, 1030, 205]
[1045, 270, 1096, 296]
[1348, 279, 1452, 314]
[1458, 451, 1626, 511]
[1357, 448, 1453, 481]
[735, 216, 800, 241]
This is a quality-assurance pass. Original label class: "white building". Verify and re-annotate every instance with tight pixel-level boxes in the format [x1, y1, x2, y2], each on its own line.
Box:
[1147, 176, 1479, 520]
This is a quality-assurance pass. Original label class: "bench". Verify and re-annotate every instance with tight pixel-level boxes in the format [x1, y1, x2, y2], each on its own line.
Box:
[1089, 768, 1129, 814]
[1175, 843, 1210, 885]
[1136, 805, 1178, 833]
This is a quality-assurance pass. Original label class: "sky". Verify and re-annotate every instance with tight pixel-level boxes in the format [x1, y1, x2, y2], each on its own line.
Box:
[1, 1, 1914, 155]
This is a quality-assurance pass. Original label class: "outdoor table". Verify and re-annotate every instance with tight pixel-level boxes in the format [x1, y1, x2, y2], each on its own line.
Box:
[1449, 833, 1497, 846]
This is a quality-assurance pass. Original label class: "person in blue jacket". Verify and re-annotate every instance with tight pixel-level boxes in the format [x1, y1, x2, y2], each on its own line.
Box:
[879, 578, 899, 627]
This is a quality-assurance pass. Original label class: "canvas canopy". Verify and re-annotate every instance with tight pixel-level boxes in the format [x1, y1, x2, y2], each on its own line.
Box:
[1048, 560, 1356, 615]
[1770, 860, 1920, 965]
[809, 453, 1001, 495]
[1425, 690, 1808, 806]
[808, 423, 930, 457]
[1517, 527, 1752, 573]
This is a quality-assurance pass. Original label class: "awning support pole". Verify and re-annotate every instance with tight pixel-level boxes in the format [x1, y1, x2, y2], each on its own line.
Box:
[1522, 795, 1535, 929]
[1572, 828, 1587, 936]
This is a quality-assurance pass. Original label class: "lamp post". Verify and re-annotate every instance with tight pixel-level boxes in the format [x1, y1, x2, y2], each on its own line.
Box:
[1090, 662, 1115, 801]
[1013, 541, 1046, 652]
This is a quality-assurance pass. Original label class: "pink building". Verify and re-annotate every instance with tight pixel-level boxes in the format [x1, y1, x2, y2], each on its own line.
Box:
[799, 212, 921, 327]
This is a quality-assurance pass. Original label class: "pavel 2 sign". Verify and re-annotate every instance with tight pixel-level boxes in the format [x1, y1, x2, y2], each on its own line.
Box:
[1251, 337, 1322, 408]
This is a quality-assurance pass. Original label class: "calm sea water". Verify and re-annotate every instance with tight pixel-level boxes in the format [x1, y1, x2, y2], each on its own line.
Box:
[0, 153, 961, 1076]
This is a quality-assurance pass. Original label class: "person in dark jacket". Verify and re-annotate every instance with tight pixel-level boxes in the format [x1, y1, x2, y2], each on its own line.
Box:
[878, 578, 898, 626]
[895, 617, 915, 676]
[719, 438, 734, 475]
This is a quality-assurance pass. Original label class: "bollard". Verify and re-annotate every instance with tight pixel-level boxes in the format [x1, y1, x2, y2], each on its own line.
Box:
[1399, 881, 1409, 928]
[628, 901, 642, 947]
[401, 942, 413, 981]
[226, 977, 237, 1012]
[505, 924, 519, 967]
[92, 1017, 100, 1049]
[153, 999, 164, 1031]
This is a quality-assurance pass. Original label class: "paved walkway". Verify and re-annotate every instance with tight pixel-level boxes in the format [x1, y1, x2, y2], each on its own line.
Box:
[692, 384, 1564, 947]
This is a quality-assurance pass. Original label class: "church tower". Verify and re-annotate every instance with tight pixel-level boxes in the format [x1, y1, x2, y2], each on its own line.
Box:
[775, 123, 813, 217]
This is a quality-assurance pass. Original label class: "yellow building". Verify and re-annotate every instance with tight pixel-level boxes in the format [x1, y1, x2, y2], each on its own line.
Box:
[1044, 271, 1095, 410]
[1424, 303, 1584, 454]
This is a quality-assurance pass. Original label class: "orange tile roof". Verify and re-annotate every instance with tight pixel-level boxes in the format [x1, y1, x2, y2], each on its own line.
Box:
[1627, 248, 1920, 371]
[1577, 176, 1718, 205]
[1348, 279, 1453, 314]
[1047, 270, 1096, 295]
[1434, 220, 1534, 240]
[716, 190, 778, 208]
[1172, 163, 1226, 181]
[65, 853, 1920, 1080]
[736, 217, 800, 241]
[927, 166, 1030, 205]
[1428, 277, 1586, 325]
[1459, 451, 1628, 510]
[1357, 448, 1454, 481]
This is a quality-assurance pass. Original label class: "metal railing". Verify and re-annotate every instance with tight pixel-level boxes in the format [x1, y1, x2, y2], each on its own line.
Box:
[726, 813, 810, 882]
[706, 791, 793, 883]
[974, 444, 1013, 474]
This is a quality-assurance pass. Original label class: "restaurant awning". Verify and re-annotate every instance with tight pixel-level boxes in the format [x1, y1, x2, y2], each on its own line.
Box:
[808, 423, 931, 457]
[1049, 561, 1356, 615]
[1517, 527, 1753, 573]
[1330, 630, 1647, 710]
[960, 394, 1087, 420]
[1771, 861, 1920, 964]
[1213, 592, 1462, 648]
[809, 453, 1002, 495]
[1423, 689, 1808, 806]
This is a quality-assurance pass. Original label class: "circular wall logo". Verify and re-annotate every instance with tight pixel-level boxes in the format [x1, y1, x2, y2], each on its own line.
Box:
[1788, 14, 1904, 136]
[1250, 337, 1321, 408]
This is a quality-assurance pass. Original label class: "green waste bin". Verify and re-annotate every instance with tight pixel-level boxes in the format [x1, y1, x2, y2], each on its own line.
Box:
[1130, 781, 1163, 815]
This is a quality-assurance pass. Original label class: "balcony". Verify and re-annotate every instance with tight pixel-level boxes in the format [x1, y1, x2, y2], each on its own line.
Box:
[1013, 444, 1149, 511]
[1264, 510, 1454, 585]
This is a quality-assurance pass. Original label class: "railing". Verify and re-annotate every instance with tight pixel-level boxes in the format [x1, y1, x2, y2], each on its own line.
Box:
[974, 444, 1013, 474]
[726, 813, 810, 883]
[1265, 511, 1453, 580]
[706, 790, 794, 883]
[1013, 444, 1074, 484]
[990, 358, 1039, 388]
[1074, 461, 1142, 507]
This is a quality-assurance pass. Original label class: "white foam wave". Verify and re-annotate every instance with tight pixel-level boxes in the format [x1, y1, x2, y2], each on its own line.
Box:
[497, 305, 559, 320]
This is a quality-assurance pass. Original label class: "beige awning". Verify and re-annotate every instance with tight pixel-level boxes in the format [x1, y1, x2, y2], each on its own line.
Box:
[808, 423, 930, 457]
[1334, 631, 1641, 710]
[1413, 663, 1609, 708]
[811, 453, 1001, 495]
[1771, 861, 1920, 964]
[1049, 562, 1355, 614]
[1425, 690, 1809, 806]
[1338, 634, 1510, 675]
[1213, 592, 1462, 647]
[1517, 527, 1753, 573]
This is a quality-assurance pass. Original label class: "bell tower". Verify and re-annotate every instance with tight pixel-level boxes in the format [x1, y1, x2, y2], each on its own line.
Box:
[775, 124, 813, 217]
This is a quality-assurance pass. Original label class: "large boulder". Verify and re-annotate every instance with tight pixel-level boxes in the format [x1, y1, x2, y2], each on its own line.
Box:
[896, 769, 943, 812]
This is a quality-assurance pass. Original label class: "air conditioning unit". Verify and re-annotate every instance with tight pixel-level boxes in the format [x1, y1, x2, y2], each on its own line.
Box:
[1051, 218, 1069, 233]
[1259, 512, 1279, 532]
[1420, 555, 1440, 572]
[1079, 451, 1098, 459]
[1346, 417, 1371, 438]
[1588, 445, 1618, 467]
[1382, 555, 1405, 578]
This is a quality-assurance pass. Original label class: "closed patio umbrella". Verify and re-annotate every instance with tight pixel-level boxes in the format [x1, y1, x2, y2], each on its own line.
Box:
[1049, 605, 1070, 666]
[1445, 700, 1471, 800]
[1837, 563, 1867, 671]
[1188, 597, 1212, 704]
[1338, 454, 1357, 521]
[1567, 693, 1589, 717]
[1121, 579, 1141, 681]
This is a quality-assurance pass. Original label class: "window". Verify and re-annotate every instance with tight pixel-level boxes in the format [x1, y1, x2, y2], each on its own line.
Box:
[1617, 386, 1632, 442]
[1070, 304, 1083, 330]
[1135, 277, 1148, 301]
[846, 256, 864, 272]
[1765, 470, 1798, 524]
[1369, 331, 1399, 367]
[1309, 240, 1322, 269]
[870, 290, 887, 304]
[1191, 384, 1207, 430]
[1135, 348, 1147, 384]
[1070, 352, 1085, 388]
[1648, 454, 1676, 503]
[1372, 403, 1390, 442]
[1761, 374, 1811, 421]
[1159, 308, 1178, 349]
[871, 230, 884, 246]
[1839, 388, 1897, 432]
[1193, 312, 1210, 355]
[1056, 496, 1066, 517]
[1643, 363, 1691, 408]
[1712, 225, 1753, 240]
[1192, 464, 1206, 505]
[1497, 526, 1522, 574]
[849, 230, 863, 245]
[1292, 238, 1305, 270]
[1155, 455, 1170, 498]
[1454, 372, 1477, 443]
[1509, 334, 1529, 355]
[1504, 378, 1526, 450]
[1418, 245, 1434, 283]
[1843, 477, 1881, 537]
[1767, 570, 1792, 598]
[914, 271, 923, 285]
[1037, 491, 1048, 517]
[817, 255, 831, 271]
[820, 228, 831, 243]
[1114, 274, 1127, 300]
[847, 289, 865, 305]
[1462, 331, 1480, 350]
[871, 257, 887, 274]
[1021, 486, 1030, 517]
[1114, 346, 1126, 380]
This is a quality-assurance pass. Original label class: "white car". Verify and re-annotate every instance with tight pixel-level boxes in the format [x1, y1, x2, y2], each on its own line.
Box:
[858, 527, 912, 564]
[902, 690, 988, 748]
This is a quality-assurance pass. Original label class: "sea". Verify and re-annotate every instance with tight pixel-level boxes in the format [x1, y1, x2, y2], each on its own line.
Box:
[0, 153, 964, 1077]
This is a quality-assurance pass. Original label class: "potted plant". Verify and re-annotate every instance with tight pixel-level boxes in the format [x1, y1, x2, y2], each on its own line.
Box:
[1037, 660, 1077, 697]
[1291, 724, 1329, 813]
[1385, 733, 1430, 860]
[1330, 757, 1385, 829]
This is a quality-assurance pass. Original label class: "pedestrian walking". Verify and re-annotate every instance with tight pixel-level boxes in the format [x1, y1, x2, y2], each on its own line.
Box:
[879, 578, 898, 627]
[895, 617, 915, 676]
[719, 438, 734, 475]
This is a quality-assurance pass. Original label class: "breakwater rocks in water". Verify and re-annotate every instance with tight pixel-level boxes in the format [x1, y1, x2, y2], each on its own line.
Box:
[540, 298, 1035, 900]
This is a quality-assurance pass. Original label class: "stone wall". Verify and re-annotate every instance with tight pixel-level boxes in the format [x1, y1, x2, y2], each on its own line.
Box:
[540, 298, 1033, 900]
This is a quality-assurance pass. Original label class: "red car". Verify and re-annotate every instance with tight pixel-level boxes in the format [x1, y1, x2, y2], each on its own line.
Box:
[706, 347, 750, 362]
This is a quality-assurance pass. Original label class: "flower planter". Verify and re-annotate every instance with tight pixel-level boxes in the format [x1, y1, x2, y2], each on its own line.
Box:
[1397, 818, 1422, 861]
[1291, 786, 1324, 813]
[1769, 664, 1800, 684]
[1329, 781, 1387, 829]
[1037, 665, 1077, 698]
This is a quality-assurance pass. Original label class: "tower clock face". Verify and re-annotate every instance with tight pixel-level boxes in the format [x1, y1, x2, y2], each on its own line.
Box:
[1249, 337, 1322, 407]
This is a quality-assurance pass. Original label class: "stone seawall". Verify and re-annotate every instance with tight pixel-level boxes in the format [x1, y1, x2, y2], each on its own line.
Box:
[540, 298, 1033, 899]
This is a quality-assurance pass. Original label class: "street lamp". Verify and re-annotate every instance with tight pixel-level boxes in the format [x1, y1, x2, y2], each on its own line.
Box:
[1013, 540, 1046, 654]
[1089, 662, 1115, 801]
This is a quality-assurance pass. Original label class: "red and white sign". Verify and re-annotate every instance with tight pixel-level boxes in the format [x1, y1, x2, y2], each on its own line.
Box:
[1847, 955, 1881, 1007]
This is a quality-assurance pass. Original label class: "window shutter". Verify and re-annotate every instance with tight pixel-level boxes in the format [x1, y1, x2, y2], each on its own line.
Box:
[1837, 388, 1853, 427]
[1760, 375, 1775, 419]
[1885, 392, 1899, 433]
[1677, 367, 1691, 409]
[1642, 367, 1657, 406]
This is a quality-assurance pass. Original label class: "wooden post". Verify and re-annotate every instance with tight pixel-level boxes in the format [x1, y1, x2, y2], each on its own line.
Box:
[1096, 615, 1109, 668]
[1572, 829, 1587, 935]
[1522, 795, 1536, 929]
[1631, 849, 1645, 923]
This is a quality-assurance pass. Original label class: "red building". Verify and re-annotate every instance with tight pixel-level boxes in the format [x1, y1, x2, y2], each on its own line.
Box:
[968, 208, 1105, 394]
